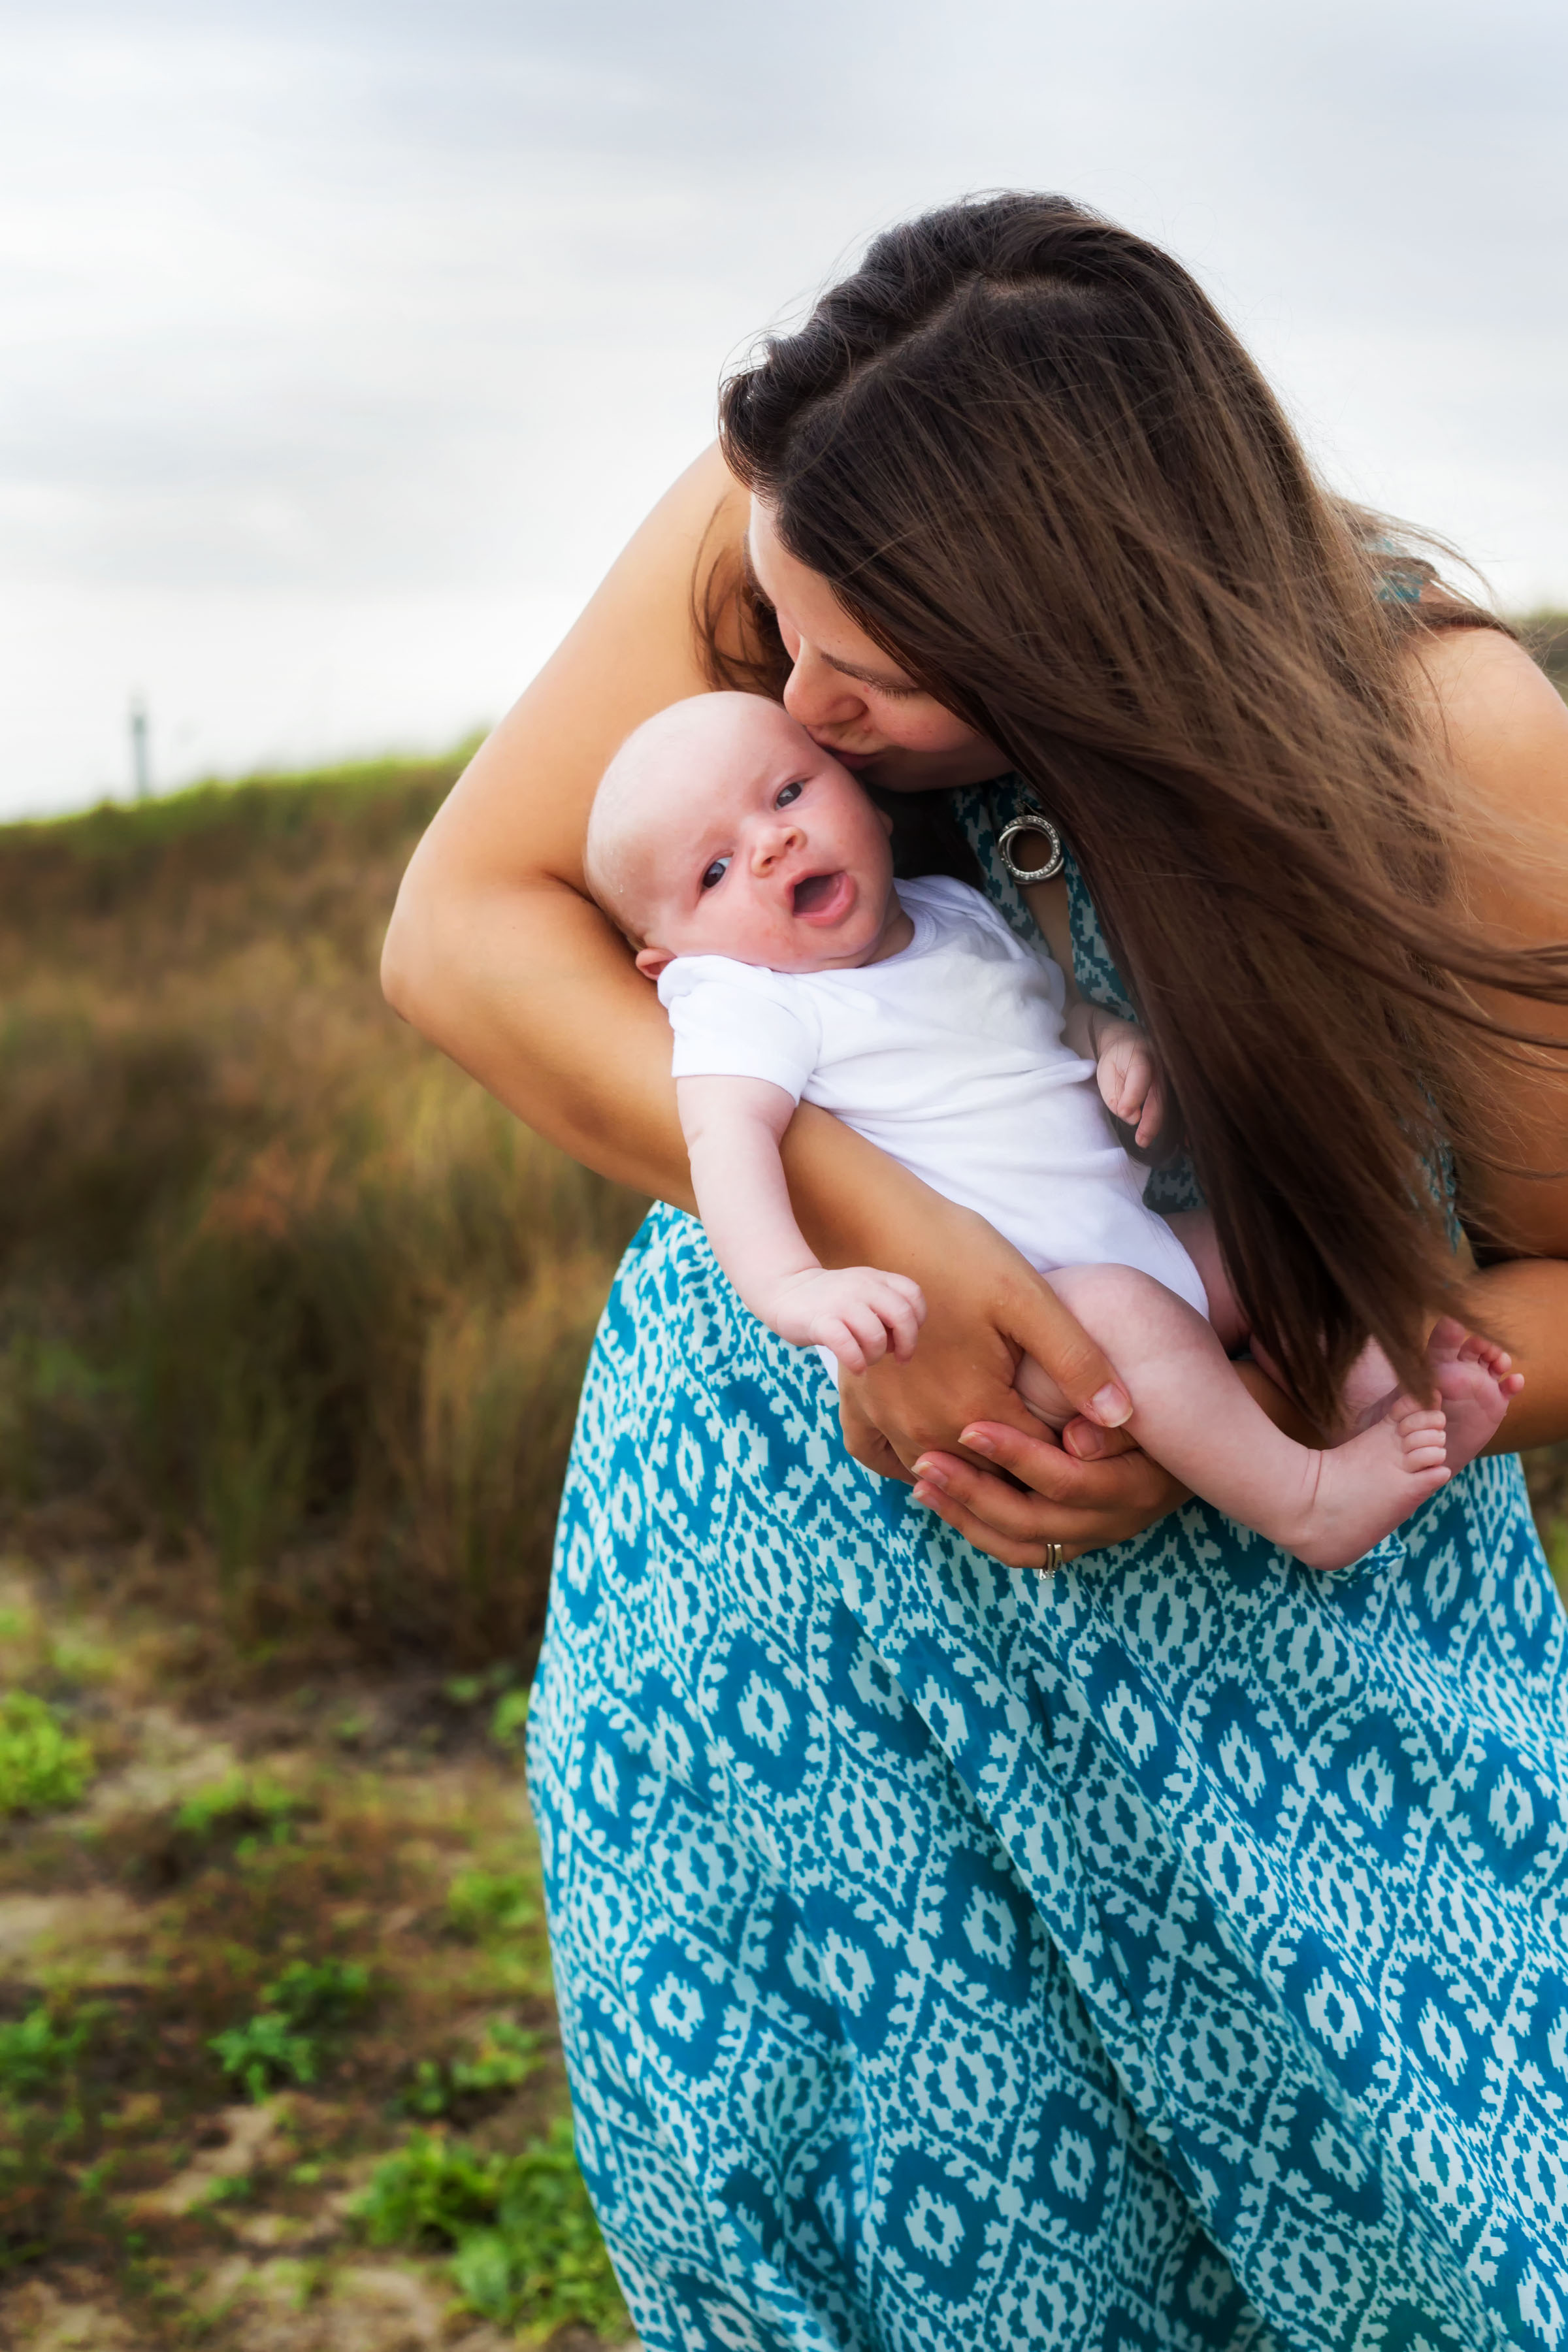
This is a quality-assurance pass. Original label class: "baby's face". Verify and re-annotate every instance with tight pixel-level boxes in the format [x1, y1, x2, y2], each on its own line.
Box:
[626, 701, 900, 976]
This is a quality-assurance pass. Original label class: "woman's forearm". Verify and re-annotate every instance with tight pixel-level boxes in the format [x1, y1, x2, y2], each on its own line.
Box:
[1463, 1256, 1568, 1450]
[384, 871, 698, 1206]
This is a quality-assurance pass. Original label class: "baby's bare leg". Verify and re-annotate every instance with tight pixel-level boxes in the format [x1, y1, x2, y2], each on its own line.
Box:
[1156, 1213, 1519, 1471]
[1016, 1264, 1448, 1571]
[1160, 1207, 1248, 1350]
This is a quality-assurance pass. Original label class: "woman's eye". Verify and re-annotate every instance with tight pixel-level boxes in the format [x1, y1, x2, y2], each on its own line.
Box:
[776, 781, 803, 808]
[700, 857, 731, 891]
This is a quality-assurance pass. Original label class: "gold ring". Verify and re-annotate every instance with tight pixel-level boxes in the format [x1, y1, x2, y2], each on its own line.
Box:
[1043, 1541, 1066, 1571]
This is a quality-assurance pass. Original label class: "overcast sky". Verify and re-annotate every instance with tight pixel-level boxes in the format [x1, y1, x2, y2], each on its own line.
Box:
[3, 0, 1566, 817]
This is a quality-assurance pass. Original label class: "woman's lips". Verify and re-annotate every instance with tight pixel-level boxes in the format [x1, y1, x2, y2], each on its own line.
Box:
[791, 870, 855, 923]
[811, 738, 877, 772]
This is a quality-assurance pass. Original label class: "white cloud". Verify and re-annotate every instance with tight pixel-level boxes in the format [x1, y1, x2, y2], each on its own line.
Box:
[1, 0, 1565, 813]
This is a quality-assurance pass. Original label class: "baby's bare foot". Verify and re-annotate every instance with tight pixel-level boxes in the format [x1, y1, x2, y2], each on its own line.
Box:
[1425, 1315, 1523, 1471]
[1289, 1396, 1450, 1572]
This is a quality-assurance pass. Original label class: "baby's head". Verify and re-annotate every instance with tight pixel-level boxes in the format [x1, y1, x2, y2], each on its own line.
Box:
[585, 692, 898, 978]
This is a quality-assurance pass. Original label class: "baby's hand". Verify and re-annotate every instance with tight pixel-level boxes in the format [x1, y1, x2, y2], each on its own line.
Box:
[1095, 1019, 1166, 1149]
[766, 1267, 927, 1374]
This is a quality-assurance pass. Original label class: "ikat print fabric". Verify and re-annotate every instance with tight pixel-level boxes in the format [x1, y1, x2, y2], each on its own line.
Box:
[528, 784, 1568, 2351]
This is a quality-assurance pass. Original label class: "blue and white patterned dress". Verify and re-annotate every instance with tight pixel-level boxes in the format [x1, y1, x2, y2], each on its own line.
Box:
[529, 783, 1568, 2352]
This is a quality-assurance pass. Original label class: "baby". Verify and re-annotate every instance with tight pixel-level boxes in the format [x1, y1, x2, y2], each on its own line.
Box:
[585, 691, 1520, 1572]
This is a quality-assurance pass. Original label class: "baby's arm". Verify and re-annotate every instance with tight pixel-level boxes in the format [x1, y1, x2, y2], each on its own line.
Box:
[676, 1075, 926, 1373]
[1064, 1000, 1166, 1150]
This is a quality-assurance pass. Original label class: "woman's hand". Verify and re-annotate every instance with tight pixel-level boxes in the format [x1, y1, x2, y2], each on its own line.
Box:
[800, 1151, 1188, 1565]
[898, 1420, 1188, 1571]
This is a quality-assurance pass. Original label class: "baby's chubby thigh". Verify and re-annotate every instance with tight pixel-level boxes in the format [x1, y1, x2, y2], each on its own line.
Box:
[1015, 1260, 1221, 1428]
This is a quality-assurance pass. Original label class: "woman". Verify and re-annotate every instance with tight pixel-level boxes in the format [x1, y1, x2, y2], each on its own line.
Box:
[384, 197, 1568, 2349]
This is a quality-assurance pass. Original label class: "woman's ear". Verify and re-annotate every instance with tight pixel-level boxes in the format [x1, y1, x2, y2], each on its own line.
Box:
[634, 945, 674, 981]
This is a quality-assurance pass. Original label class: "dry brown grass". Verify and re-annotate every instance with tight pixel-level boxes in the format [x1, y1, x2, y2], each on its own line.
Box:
[0, 757, 645, 1669]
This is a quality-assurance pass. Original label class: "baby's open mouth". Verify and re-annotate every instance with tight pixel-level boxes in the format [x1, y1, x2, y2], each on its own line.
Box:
[792, 870, 847, 917]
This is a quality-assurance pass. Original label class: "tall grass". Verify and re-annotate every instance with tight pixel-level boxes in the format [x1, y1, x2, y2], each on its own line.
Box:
[7, 700, 1565, 1663]
[0, 755, 644, 1665]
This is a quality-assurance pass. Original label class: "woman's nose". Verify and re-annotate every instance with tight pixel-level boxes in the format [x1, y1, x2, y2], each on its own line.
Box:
[782, 644, 864, 732]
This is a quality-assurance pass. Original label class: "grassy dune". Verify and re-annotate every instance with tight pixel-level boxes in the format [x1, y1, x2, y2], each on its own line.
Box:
[0, 755, 645, 1669]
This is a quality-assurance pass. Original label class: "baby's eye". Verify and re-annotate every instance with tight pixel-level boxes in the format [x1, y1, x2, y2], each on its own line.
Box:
[776, 781, 803, 808]
[700, 856, 731, 892]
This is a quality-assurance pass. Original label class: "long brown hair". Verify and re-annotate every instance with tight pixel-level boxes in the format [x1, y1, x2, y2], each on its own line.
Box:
[711, 192, 1568, 1424]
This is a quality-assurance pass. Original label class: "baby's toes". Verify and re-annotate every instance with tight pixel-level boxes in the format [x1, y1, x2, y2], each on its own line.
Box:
[1426, 1315, 1467, 1364]
[1396, 1401, 1448, 1467]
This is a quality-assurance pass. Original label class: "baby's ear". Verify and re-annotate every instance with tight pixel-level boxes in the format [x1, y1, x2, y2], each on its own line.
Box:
[634, 945, 674, 981]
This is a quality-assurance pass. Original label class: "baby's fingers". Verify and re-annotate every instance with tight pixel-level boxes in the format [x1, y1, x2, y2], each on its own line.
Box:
[1100, 1055, 1147, 1127]
[1133, 1073, 1166, 1149]
[841, 1298, 898, 1367]
[871, 1282, 923, 1363]
[885, 1272, 928, 1322]
[819, 1319, 869, 1376]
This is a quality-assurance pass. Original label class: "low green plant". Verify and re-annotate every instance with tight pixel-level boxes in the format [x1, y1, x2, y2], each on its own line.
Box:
[0, 1691, 93, 1815]
[194, 2172, 255, 2210]
[265, 1957, 372, 2029]
[210, 1957, 372, 2099]
[400, 2016, 542, 2117]
[175, 1772, 301, 1846]
[443, 1663, 515, 1709]
[1541, 1515, 1568, 1605]
[210, 2011, 319, 2102]
[490, 1685, 531, 1752]
[446, 1869, 538, 1940]
[354, 2115, 625, 2334]
[0, 2002, 89, 2099]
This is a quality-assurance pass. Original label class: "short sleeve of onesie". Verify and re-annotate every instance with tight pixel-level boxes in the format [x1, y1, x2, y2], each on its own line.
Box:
[658, 956, 823, 1104]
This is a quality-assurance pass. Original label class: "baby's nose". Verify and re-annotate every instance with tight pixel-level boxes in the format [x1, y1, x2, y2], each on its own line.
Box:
[751, 820, 804, 872]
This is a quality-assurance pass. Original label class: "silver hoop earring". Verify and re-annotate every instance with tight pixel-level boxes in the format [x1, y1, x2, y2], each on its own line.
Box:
[996, 811, 1064, 887]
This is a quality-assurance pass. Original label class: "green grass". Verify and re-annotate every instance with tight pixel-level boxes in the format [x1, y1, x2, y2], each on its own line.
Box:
[0, 2005, 90, 2102]
[400, 2016, 543, 2118]
[210, 1957, 374, 2099]
[0, 1691, 93, 1816]
[355, 2115, 626, 2336]
[0, 1584, 618, 2338]
[447, 1869, 540, 1941]
[174, 1771, 302, 1846]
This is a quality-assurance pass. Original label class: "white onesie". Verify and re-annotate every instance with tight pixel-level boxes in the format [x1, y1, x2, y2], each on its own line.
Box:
[658, 873, 1209, 1322]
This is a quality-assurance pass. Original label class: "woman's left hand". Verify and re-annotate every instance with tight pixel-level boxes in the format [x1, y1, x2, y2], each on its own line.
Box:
[887, 1355, 1310, 1568]
[902, 1417, 1187, 1567]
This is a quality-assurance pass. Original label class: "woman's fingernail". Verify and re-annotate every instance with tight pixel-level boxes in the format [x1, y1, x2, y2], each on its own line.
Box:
[1068, 1424, 1105, 1459]
[1090, 1384, 1132, 1427]
[913, 1476, 945, 1505]
[960, 1428, 995, 1456]
[913, 1460, 948, 1492]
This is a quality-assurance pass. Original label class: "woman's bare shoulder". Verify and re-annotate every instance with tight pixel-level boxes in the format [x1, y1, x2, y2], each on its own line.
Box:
[1409, 624, 1568, 830]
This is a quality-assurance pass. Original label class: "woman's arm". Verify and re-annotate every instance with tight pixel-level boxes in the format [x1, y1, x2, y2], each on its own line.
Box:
[1422, 626, 1568, 1446]
[382, 446, 735, 1198]
[382, 446, 1158, 1560]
